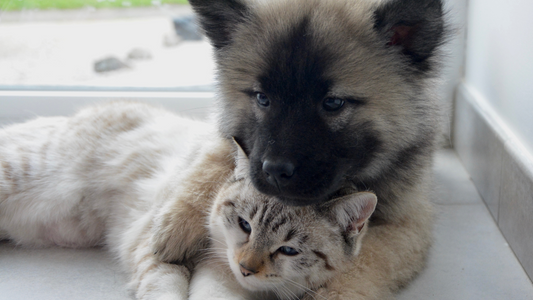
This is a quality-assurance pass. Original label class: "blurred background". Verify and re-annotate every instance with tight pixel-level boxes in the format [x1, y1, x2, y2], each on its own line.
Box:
[0, 0, 217, 122]
[0, 0, 215, 89]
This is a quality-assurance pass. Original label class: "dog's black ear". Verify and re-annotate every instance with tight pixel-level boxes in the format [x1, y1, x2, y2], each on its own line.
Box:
[374, 0, 446, 73]
[189, 0, 249, 49]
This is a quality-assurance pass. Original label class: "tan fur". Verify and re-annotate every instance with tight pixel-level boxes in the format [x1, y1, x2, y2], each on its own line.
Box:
[151, 138, 235, 265]
[188, 0, 447, 298]
[202, 162, 377, 298]
[217, 1, 440, 174]
[0, 102, 217, 299]
[302, 186, 434, 300]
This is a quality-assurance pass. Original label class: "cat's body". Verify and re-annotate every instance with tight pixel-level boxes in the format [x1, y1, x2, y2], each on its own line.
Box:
[1, 102, 212, 299]
[0, 101, 376, 300]
[0, 102, 210, 249]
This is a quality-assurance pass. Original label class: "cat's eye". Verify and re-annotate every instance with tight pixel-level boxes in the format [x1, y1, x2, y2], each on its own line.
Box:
[323, 97, 345, 112]
[278, 246, 299, 256]
[256, 92, 270, 107]
[238, 217, 252, 234]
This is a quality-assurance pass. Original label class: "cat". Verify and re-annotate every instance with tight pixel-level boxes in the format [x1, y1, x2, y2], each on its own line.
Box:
[0, 101, 377, 300]
[188, 145, 377, 300]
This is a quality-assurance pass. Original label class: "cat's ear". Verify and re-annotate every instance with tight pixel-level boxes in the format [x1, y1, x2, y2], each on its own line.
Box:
[325, 192, 377, 236]
[232, 137, 250, 180]
[189, 0, 249, 49]
[373, 0, 447, 73]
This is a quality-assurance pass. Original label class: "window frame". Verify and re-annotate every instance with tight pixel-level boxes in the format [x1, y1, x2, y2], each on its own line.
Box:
[0, 88, 216, 125]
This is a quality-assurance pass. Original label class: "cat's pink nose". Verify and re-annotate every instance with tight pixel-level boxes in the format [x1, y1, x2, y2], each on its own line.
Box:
[239, 263, 258, 277]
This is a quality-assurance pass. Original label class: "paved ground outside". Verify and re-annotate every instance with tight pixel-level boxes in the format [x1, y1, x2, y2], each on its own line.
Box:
[0, 5, 216, 89]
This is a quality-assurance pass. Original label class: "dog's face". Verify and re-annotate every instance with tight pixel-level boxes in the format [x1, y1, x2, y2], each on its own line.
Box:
[191, 0, 446, 205]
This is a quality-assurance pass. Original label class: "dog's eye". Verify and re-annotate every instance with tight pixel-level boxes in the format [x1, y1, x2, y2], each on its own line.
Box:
[238, 217, 252, 234]
[256, 93, 270, 107]
[323, 98, 345, 112]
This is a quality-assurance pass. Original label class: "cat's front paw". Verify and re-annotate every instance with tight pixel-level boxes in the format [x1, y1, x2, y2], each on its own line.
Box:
[151, 202, 210, 264]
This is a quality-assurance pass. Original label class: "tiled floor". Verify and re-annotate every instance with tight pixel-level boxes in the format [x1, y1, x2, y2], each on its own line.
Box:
[398, 149, 533, 300]
[1, 149, 532, 300]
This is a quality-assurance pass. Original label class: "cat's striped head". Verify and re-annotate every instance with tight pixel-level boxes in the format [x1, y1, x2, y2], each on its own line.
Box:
[207, 141, 377, 297]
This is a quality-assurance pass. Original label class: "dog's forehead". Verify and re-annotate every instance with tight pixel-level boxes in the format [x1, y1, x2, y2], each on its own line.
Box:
[251, 0, 376, 31]
[221, 0, 390, 99]
[250, 0, 377, 49]
[258, 18, 331, 102]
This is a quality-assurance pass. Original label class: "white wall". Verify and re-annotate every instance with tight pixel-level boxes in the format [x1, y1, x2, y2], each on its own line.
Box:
[464, 0, 533, 155]
[439, 0, 468, 143]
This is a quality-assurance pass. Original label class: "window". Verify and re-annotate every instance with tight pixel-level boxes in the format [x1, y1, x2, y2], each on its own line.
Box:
[0, 1, 215, 121]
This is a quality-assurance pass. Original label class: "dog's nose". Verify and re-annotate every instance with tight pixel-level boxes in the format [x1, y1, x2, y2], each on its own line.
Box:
[262, 159, 295, 188]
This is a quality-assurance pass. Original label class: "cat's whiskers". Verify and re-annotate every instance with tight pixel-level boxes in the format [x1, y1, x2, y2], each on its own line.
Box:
[208, 254, 231, 269]
[196, 252, 225, 261]
[194, 257, 229, 272]
[207, 236, 227, 246]
[199, 247, 227, 252]
[195, 245, 228, 261]
[196, 251, 228, 264]
[283, 277, 327, 300]
[279, 286, 295, 300]
[199, 247, 228, 257]
[273, 284, 290, 300]
[277, 283, 299, 300]
[271, 285, 283, 299]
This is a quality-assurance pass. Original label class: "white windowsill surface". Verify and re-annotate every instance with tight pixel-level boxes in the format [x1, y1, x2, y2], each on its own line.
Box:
[1, 149, 532, 300]
[0, 91, 217, 125]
